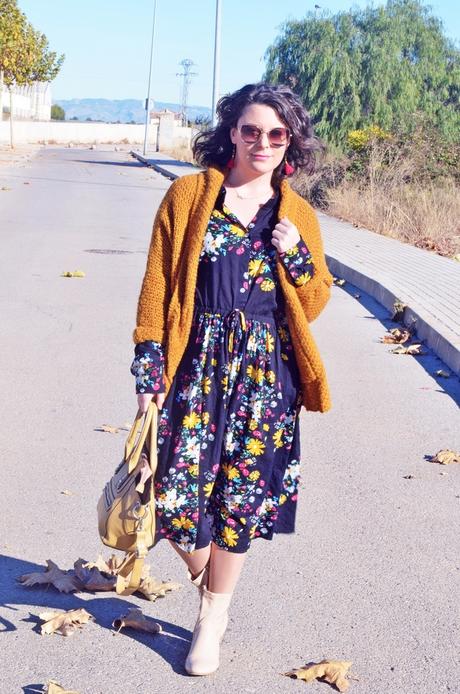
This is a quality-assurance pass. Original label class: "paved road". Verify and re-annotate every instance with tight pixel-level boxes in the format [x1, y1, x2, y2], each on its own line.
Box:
[0, 148, 459, 694]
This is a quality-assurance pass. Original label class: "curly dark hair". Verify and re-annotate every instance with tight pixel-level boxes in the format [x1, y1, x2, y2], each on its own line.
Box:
[193, 82, 324, 180]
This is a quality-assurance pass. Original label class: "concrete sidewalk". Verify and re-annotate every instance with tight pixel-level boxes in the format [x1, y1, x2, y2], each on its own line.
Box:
[132, 150, 460, 376]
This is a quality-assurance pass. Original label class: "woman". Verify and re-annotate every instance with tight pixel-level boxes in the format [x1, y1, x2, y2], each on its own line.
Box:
[131, 82, 333, 676]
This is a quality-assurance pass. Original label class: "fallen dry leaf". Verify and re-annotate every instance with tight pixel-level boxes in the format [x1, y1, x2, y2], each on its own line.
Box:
[60, 489, 73, 496]
[435, 369, 450, 378]
[112, 607, 161, 634]
[61, 270, 85, 278]
[1, 186, 11, 191]
[97, 424, 119, 434]
[380, 328, 411, 344]
[39, 608, 94, 636]
[45, 680, 80, 694]
[136, 573, 182, 602]
[391, 301, 407, 321]
[285, 659, 354, 691]
[429, 449, 460, 465]
[82, 553, 124, 577]
[17, 560, 81, 593]
[73, 558, 116, 592]
[391, 343, 424, 355]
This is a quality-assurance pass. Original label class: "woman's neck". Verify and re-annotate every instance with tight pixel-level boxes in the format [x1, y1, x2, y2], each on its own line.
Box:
[224, 168, 274, 194]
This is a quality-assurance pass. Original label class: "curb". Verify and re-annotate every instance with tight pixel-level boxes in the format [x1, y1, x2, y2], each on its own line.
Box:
[130, 150, 460, 377]
[131, 150, 196, 179]
[326, 257, 460, 376]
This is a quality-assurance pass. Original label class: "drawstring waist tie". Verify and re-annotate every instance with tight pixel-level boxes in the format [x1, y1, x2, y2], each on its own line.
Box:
[226, 309, 246, 353]
[193, 306, 278, 353]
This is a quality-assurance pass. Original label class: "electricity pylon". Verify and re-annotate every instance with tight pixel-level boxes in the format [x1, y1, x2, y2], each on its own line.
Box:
[176, 59, 197, 126]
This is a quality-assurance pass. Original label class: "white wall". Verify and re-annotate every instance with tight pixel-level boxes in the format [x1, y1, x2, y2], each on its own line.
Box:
[0, 119, 194, 147]
[0, 120, 159, 145]
[173, 125, 193, 148]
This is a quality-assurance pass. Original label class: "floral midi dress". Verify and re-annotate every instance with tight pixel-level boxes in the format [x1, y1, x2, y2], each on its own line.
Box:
[131, 186, 315, 554]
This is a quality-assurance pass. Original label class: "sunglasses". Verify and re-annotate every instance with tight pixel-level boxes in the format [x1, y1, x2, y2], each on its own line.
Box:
[238, 124, 290, 148]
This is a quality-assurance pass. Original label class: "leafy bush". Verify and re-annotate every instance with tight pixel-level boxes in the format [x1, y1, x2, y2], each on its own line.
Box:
[347, 126, 392, 152]
[51, 104, 65, 121]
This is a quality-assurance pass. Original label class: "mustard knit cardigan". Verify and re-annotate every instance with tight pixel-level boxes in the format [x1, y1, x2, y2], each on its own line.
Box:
[134, 166, 333, 412]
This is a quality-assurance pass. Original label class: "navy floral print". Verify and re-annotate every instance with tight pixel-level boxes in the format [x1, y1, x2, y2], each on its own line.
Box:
[133, 187, 315, 553]
[279, 241, 314, 286]
[131, 341, 165, 393]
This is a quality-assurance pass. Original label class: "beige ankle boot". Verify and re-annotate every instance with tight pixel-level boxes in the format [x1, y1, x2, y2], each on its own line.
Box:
[184, 586, 232, 676]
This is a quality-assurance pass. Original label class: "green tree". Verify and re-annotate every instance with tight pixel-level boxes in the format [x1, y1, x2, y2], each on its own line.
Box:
[0, 0, 64, 146]
[0, 0, 24, 120]
[51, 104, 65, 120]
[264, 0, 460, 146]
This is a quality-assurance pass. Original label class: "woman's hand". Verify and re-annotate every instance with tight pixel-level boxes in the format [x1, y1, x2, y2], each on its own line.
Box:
[271, 217, 301, 254]
[137, 392, 166, 413]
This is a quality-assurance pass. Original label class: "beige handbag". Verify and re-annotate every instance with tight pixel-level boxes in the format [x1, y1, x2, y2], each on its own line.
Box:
[97, 402, 158, 595]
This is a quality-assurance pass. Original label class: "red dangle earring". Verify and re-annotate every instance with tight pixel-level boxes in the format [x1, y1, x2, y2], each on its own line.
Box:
[284, 157, 295, 176]
[226, 145, 236, 169]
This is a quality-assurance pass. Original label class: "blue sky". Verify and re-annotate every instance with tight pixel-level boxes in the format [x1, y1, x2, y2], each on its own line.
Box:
[18, 0, 460, 107]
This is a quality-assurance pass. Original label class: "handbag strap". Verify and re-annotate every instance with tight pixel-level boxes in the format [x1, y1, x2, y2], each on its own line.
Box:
[125, 403, 156, 474]
[115, 549, 147, 596]
[148, 402, 158, 477]
[124, 408, 147, 460]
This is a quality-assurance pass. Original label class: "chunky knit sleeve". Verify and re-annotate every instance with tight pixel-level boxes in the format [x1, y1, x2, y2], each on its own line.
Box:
[133, 184, 176, 344]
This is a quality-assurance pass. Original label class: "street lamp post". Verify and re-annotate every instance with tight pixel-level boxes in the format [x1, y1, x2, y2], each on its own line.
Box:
[143, 0, 157, 156]
[211, 0, 222, 127]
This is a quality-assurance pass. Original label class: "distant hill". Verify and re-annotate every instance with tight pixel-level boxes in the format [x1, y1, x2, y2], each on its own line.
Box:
[53, 98, 211, 124]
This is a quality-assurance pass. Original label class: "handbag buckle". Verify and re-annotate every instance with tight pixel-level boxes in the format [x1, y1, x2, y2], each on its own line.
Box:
[133, 502, 149, 530]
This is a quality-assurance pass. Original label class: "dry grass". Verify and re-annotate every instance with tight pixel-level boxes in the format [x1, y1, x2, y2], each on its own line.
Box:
[328, 178, 460, 256]
[296, 141, 460, 257]
[292, 153, 347, 209]
[163, 145, 195, 164]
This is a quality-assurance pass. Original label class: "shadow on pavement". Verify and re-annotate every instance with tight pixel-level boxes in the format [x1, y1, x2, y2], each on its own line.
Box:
[340, 281, 460, 407]
[1, 554, 193, 678]
[146, 158, 194, 169]
[71, 159, 146, 168]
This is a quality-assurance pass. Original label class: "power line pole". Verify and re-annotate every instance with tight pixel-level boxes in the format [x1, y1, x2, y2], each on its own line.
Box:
[143, 0, 157, 156]
[176, 59, 197, 126]
[211, 0, 222, 127]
